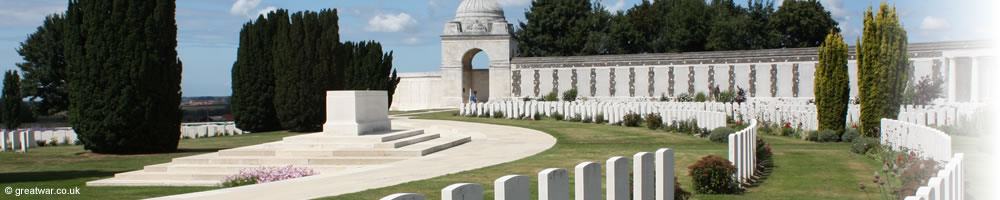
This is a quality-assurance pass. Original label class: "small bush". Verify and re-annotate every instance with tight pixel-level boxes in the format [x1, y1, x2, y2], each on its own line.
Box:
[623, 113, 642, 127]
[851, 137, 879, 154]
[674, 177, 692, 200]
[818, 129, 840, 142]
[542, 90, 559, 101]
[595, 113, 606, 123]
[709, 127, 736, 143]
[806, 130, 819, 141]
[716, 89, 736, 103]
[688, 155, 740, 194]
[755, 138, 772, 165]
[694, 92, 708, 102]
[582, 116, 592, 123]
[552, 112, 564, 121]
[676, 93, 694, 102]
[646, 113, 663, 130]
[492, 111, 504, 118]
[898, 158, 943, 196]
[561, 88, 578, 101]
[780, 126, 794, 137]
[841, 128, 858, 142]
[36, 140, 47, 147]
[568, 114, 582, 122]
[533, 113, 542, 120]
[48, 137, 59, 146]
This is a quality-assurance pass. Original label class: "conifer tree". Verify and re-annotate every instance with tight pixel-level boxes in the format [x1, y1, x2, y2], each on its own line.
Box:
[16, 14, 68, 115]
[857, 2, 908, 137]
[271, 9, 340, 132]
[814, 30, 849, 135]
[2, 70, 22, 130]
[231, 14, 281, 133]
[64, 0, 183, 153]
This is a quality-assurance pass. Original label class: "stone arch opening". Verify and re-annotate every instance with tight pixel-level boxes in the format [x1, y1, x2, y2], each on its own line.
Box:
[461, 48, 490, 103]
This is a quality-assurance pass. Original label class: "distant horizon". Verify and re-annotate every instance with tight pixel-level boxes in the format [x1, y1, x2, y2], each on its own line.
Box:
[0, 0, 995, 97]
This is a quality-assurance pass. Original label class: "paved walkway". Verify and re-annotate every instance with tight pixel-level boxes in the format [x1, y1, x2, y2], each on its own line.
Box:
[150, 114, 556, 200]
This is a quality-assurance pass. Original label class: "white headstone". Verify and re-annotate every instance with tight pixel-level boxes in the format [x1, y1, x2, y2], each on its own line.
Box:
[442, 183, 483, 200]
[607, 156, 630, 200]
[539, 168, 569, 200]
[495, 175, 530, 200]
[574, 162, 601, 200]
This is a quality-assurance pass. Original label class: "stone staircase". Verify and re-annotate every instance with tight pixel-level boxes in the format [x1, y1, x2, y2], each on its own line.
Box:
[87, 129, 470, 187]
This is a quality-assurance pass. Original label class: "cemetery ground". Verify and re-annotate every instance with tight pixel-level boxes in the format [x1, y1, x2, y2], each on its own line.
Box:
[0, 131, 301, 199]
[0, 110, 986, 199]
[322, 111, 898, 200]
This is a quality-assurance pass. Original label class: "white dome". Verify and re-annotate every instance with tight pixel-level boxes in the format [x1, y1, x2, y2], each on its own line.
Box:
[456, 0, 505, 20]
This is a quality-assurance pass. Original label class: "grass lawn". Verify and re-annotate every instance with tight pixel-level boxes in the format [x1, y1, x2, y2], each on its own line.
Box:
[320, 111, 890, 200]
[389, 109, 451, 116]
[0, 131, 301, 199]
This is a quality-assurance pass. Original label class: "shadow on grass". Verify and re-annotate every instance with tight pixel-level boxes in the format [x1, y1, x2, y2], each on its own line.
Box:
[71, 148, 225, 156]
[0, 170, 122, 184]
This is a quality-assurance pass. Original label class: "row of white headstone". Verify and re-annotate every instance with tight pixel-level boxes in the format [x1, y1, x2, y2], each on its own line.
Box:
[880, 118, 953, 162]
[728, 119, 758, 185]
[180, 124, 244, 139]
[460, 101, 728, 130]
[903, 153, 964, 200]
[381, 148, 678, 200]
[0, 128, 78, 152]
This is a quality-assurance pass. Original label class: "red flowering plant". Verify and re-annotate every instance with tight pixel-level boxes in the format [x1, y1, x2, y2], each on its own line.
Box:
[861, 144, 941, 200]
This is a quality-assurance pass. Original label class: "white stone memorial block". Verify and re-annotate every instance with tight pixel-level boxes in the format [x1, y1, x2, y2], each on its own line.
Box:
[539, 168, 569, 200]
[607, 156, 630, 200]
[615, 68, 630, 97]
[323, 91, 391, 136]
[595, 68, 611, 96]
[495, 175, 530, 200]
[633, 152, 654, 200]
[443, 183, 483, 200]
[381, 193, 425, 200]
[575, 162, 601, 200]
[655, 148, 675, 200]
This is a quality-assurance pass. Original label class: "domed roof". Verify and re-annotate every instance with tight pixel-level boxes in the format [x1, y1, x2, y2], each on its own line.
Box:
[456, 0, 505, 20]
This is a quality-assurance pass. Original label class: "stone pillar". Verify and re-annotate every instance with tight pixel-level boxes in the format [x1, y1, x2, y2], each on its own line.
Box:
[323, 91, 391, 136]
[947, 57, 957, 103]
[970, 57, 980, 103]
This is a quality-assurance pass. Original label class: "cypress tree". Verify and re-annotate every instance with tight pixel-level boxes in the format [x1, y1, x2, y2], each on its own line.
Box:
[814, 30, 849, 135]
[342, 41, 399, 107]
[857, 2, 908, 137]
[2, 70, 22, 130]
[272, 10, 339, 132]
[231, 14, 281, 133]
[64, 0, 183, 154]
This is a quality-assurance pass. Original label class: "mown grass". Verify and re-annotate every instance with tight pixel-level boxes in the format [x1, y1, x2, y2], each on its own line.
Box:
[0, 131, 300, 199]
[320, 111, 890, 200]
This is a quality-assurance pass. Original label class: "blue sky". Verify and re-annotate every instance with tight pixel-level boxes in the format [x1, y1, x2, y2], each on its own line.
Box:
[0, 0, 995, 96]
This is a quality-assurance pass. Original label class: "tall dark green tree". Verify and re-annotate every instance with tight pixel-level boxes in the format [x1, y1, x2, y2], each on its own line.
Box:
[814, 30, 849, 135]
[857, 2, 908, 137]
[271, 9, 340, 132]
[16, 14, 68, 116]
[770, 0, 839, 48]
[2, 70, 22, 130]
[342, 41, 400, 107]
[611, 0, 663, 54]
[745, 0, 781, 49]
[515, 0, 594, 57]
[64, 0, 184, 154]
[231, 14, 281, 133]
[658, 0, 711, 52]
[705, 0, 750, 51]
[581, 2, 616, 55]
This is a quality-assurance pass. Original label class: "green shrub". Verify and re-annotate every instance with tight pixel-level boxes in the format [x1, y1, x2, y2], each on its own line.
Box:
[818, 129, 840, 142]
[676, 93, 694, 102]
[561, 88, 578, 101]
[851, 137, 879, 154]
[623, 113, 642, 127]
[568, 114, 582, 122]
[646, 113, 663, 130]
[674, 177, 692, 200]
[552, 112, 564, 121]
[532, 113, 542, 120]
[717, 90, 736, 103]
[841, 128, 858, 142]
[542, 90, 559, 101]
[595, 113, 606, 124]
[694, 92, 708, 102]
[688, 155, 740, 194]
[806, 130, 819, 141]
[492, 111, 504, 119]
[780, 126, 795, 136]
[582, 116, 592, 123]
[709, 127, 736, 143]
[755, 138, 772, 166]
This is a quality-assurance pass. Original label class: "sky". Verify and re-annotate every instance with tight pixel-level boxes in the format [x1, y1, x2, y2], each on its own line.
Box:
[0, 0, 996, 97]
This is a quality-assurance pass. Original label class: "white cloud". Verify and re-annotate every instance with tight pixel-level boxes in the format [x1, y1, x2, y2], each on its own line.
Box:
[403, 37, 422, 45]
[256, 6, 277, 18]
[603, 0, 626, 12]
[820, 0, 849, 21]
[231, 0, 276, 19]
[230, 0, 262, 17]
[0, 1, 66, 29]
[496, 0, 531, 8]
[364, 12, 418, 32]
[920, 16, 951, 31]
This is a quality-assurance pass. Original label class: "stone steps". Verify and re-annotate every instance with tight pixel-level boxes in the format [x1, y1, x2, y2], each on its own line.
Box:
[87, 129, 472, 187]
